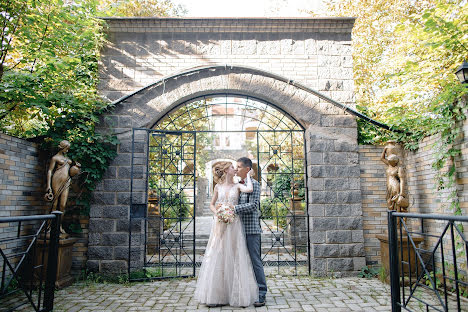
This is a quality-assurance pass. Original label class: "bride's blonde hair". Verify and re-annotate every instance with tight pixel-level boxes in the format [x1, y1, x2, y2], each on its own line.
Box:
[213, 161, 232, 184]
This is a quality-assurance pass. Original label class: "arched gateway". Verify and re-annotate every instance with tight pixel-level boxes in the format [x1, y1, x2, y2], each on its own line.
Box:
[89, 18, 366, 278]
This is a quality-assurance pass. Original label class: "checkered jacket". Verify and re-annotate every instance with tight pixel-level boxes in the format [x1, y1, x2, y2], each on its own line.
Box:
[235, 179, 262, 234]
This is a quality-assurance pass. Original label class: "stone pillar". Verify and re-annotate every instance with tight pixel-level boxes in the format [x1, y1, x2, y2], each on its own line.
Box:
[307, 121, 366, 277]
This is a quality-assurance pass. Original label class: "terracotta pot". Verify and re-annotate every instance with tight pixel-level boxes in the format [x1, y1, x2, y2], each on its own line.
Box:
[69, 165, 80, 177]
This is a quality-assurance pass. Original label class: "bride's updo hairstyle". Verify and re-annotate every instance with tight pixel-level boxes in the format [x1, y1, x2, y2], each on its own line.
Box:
[213, 161, 232, 184]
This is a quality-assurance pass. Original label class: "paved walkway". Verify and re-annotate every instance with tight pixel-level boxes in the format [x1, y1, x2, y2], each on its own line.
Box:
[53, 276, 391, 312]
[7, 275, 468, 311]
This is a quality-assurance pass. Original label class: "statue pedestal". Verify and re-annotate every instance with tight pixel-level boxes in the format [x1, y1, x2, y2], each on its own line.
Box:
[287, 198, 307, 250]
[376, 233, 424, 284]
[36, 237, 78, 288]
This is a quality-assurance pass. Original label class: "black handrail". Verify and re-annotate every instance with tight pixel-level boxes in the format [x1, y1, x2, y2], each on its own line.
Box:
[0, 211, 62, 312]
[388, 211, 468, 312]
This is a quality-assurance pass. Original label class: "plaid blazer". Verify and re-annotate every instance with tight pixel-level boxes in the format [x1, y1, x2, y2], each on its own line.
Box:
[235, 179, 262, 235]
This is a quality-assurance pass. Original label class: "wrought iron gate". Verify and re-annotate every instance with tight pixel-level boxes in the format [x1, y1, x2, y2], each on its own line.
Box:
[129, 128, 196, 280]
[128, 94, 310, 279]
[257, 130, 310, 276]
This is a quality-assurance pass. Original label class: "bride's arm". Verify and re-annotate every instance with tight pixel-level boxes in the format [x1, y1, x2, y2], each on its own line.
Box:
[210, 185, 219, 214]
[237, 170, 253, 193]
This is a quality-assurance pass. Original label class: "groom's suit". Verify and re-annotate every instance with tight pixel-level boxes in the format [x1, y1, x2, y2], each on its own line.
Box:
[235, 178, 267, 300]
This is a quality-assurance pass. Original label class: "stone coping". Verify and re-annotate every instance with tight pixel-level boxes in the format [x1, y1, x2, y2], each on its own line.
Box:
[101, 17, 356, 33]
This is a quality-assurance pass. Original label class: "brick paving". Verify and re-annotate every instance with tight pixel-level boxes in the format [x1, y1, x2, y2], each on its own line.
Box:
[52, 277, 390, 312]
[5, 275, 467, 311]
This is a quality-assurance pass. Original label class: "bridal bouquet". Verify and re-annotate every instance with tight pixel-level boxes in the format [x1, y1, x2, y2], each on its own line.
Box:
[217, 203, 235, 224]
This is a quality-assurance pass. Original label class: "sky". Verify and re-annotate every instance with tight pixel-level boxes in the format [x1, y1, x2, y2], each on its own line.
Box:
[172, 0, 326, 17]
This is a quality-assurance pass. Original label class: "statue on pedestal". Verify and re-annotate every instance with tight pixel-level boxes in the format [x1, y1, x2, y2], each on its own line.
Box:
[380, 140, 409, 213]
[40, 139, 80, 288]
[45, 140, 81, 234]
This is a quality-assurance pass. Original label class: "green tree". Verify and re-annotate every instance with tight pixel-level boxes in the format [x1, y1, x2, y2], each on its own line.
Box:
[322, 0, 467, 147]
[97, 0, 186, 17]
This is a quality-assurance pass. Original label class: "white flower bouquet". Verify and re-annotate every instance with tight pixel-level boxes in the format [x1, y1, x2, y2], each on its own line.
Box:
[217, 203, 235, 224]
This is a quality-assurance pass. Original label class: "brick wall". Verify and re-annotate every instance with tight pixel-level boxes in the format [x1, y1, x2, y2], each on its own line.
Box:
[359, 112, 468, 267]
[0, 133, 47, 218]
[358, 145, 387, 265]
[0, 133, 89, 275]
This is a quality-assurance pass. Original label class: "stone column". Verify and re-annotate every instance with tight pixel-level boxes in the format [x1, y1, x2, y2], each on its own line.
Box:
[307, 120, 366, 277]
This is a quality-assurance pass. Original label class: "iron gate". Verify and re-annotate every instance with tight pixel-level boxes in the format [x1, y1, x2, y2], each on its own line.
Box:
[128, 94, 310, 279]
[129, 128, 196, 280]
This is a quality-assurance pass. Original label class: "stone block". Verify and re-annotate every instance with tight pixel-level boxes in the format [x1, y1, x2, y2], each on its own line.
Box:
[88, 233, 102, 246]
[312, 259, 326, 274]
[104, 179, 130, 192]
[353, 257, 367, 271]
[113, 153, 131, 166]
[102, 233, 129, 246]
[337, 190, 361, 203]
[326, 230, 352, 243]
[312, 217, 339, 231]
[351, 230, 364, 243]
[117, 192, 131, 205]
[91, 193, 116, 205]
[324, 178, 348, 190]
[102, 205, 128, 219]
[308, 204, 324, 217]
[324, 152, 346, 164]
[313, 244, 340, 257]
[338, 217, 363, 230]
[334, 141, 358, 152]
[325, 204, 351, 216]
[89, 206, 103, 218]
[101, 260, 127, 274]
[308, 140, 334, 152]
[89, 218, 115, 233]
[86, 260, 100, 272]
[309, 231, 326, 243]
[310, 191, 337, 204]
[327, 258, 353, 271]
[307, 178, 324, 190]
[307, 152, 323, 165]
[88, 246, 113, 260]
[103, 166, 117, 179]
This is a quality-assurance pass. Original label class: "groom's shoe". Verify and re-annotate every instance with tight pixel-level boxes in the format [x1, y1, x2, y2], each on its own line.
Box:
[253, 297, 266, 307]
[206, 304, 226, 307]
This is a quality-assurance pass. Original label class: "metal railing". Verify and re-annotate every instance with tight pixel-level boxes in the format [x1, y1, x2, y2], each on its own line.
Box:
[0, 211, 61, 312]
[388, 211, 468, 311]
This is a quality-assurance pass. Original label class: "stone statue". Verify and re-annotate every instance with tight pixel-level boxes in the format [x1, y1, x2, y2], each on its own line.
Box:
[381, 141, 409, 212]
[45, 140, 81, 218]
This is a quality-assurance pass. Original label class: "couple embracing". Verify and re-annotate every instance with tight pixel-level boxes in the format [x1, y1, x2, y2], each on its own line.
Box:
[194, 157, 267, 308]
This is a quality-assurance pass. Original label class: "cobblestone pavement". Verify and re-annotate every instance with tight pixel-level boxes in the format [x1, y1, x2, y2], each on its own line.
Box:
[50, 276, 391, 312]
[5, 275, 467, 311]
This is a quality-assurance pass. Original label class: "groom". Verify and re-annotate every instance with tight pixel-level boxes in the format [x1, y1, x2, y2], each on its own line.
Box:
[233, 157, 267, 307]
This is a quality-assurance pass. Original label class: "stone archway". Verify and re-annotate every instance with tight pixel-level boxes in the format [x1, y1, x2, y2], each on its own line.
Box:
[89, 64, 365, 277]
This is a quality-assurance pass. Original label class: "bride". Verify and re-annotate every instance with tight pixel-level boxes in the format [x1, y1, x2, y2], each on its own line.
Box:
[194, 161, 258, 307]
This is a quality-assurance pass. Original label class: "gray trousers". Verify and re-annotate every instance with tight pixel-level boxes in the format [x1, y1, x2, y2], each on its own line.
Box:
[246, 234, 267, 299]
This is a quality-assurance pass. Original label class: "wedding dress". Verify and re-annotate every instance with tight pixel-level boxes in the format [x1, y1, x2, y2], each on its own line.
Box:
[194, 184, 258, 307]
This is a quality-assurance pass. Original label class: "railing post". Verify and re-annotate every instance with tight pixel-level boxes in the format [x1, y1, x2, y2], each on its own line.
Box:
[388, 210, 401, 312]
[43, 211, 62, 311]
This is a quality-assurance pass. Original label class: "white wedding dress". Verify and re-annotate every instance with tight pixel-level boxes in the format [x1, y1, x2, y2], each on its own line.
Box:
[194, 184, 259, 307]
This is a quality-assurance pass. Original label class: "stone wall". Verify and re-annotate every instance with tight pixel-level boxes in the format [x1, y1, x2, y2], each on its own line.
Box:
[99, 17, 355, 105]
[92, 17, 366, 276]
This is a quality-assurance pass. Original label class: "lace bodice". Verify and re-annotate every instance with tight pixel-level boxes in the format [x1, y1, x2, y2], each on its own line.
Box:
[216, 184, 239, 205]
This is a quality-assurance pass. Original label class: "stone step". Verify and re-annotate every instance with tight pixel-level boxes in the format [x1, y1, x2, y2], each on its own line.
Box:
[157, 245, 300, 255]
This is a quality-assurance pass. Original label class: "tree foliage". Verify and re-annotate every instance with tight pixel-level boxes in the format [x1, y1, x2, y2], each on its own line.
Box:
[323, 0, 467, 148]
[97, 0, 186, 17]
